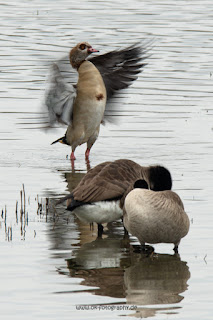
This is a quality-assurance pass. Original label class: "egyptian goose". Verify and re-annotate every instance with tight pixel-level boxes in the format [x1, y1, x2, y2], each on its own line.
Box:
[123, 180, 190, 253]
[61, 159, 172, 236]
[44, 42, 148, 160]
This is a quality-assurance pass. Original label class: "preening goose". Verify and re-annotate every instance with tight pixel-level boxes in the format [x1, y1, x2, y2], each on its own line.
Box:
[123, 180, 190, 253]
[60, 159, 172, 236]
[44, 42, 149, 160]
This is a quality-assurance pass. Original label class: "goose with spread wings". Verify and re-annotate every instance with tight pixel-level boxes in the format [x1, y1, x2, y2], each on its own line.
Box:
[44, 42, 149, 160]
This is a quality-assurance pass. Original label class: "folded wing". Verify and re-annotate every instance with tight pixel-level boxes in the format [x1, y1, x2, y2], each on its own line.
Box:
[72, 159, 142, 203]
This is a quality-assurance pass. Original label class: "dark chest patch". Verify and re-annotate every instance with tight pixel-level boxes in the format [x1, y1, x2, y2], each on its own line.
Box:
[96, 93, 104, 101]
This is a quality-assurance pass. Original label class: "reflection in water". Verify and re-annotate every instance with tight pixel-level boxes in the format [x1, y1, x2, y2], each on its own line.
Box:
[46, 168, 94, 255]
[44, 160, 90, 202]
[64, 158, 90, 192]
[64, 170, 86, 193]
[66, 232, 130, 298]
[124, 250, 190, 317]
[69, 158, 91, 172]
[62, 225, 190, 316]
[45, 168, 86, 202]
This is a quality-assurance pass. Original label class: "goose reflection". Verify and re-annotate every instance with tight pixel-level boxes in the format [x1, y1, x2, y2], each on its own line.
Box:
[65, 236, 190, 312]
[124, 249, 190, 317]
[66, 230, 131, 298]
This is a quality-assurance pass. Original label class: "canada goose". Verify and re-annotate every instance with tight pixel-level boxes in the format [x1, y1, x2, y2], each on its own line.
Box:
[61, 159, 172, 236]
[44, 42, 149, 160]
[123, 179, 190, 253]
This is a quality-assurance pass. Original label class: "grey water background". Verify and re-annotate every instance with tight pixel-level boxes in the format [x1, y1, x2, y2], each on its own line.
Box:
[0, 0, 213, 319]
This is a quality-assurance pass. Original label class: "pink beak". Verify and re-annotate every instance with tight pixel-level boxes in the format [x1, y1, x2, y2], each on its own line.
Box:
[88, 47, 99, 53]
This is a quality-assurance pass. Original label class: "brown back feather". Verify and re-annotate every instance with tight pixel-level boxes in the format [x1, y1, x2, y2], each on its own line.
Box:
[73, 159, 143, 203]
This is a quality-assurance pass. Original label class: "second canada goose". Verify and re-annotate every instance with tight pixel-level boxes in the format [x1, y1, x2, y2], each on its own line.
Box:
[62, 159, 172, 236]
[123, 180, 190, 253]
[45, 42, 149, 160]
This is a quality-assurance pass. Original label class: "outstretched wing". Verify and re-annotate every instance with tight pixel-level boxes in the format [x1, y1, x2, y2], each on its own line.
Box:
[44, 63, 76, 126]
[43, 42, 150, 127]
[89, 42, 150, 100]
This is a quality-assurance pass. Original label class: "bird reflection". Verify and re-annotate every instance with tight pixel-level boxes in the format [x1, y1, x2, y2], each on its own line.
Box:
[63, 234, 190, 316]
[64, 170, 86, 192]
[124, 249, 190, 317]
[64, 158, 91, 191]
[66, 231, 130, 298]
[70, 158, 91, 171]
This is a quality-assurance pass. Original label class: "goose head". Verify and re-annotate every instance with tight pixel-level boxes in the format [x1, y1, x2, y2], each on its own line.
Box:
[148, 165, 172, 191]
[133, 179, 149, 189]
[69, 42, 99, 69]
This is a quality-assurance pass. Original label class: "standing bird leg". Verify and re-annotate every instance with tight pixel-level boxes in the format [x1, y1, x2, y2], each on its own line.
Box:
[173, 241, 180, 254]
[85, 127, 100, 160]
[97, 224, 104, 238]
[70, 149, 76, 170]
[70, 151, 76, 160]
[85, 148, 90, 160]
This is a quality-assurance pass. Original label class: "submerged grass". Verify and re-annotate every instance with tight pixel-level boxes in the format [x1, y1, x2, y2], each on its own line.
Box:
[0, 184, 52, 242]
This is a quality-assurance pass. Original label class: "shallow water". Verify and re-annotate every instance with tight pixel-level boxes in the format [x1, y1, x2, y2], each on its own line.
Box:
[0, 0, 213, 319]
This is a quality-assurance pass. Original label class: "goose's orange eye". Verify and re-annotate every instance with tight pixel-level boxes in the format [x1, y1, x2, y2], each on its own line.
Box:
[79, 43, 86, 50]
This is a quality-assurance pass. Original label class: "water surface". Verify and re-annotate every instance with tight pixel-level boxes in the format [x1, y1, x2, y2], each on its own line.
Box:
[0, 1, 213, 319]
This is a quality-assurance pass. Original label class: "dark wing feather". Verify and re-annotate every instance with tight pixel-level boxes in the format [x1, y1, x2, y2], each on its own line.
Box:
[72, 159, 142, 203]
[89, 42, 150, 100]
[44, 63, 76, 126]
